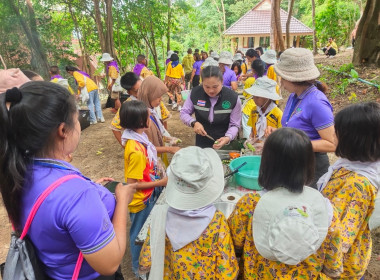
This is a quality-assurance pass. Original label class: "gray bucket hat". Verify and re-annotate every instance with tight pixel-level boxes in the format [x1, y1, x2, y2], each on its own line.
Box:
[244, 76, 281, 101]
[261, 50, 277, 65]
[218, 51, 233, 65]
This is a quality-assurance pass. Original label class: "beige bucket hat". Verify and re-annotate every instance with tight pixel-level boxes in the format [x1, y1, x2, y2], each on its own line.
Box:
[274, 48, 320, 82]
[166, 146, 224, 210]
[100, 53, 114, 62]
[244, 76, 281, 101]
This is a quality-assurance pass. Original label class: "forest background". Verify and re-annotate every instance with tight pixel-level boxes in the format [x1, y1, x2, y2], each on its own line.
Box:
[0, 0, 364, 80]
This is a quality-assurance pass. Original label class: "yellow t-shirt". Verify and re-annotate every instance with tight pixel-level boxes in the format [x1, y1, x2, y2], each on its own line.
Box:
[140, 67, 154, 79]
[247, 105, 283, 137]
[266, 65, 277, 82]
[166, 62, 184, 79]
[124, 140, 155, 213]
[242, 77, 257, 116]
[50, 78, 75, 95]
[107, 65, 119, 86]
[241, 62, 247, 74]
[182, 54, 195, 74]
[73, 71, 98, 93]
[327, 41, 338, 50]
[228, 193, 343, 279]
[322, 168, 377, 279]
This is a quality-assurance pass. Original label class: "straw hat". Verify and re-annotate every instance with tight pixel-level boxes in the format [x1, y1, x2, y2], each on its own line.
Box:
[167, 50, 174, 59]
[166, 146, 224, 210]
[100, 53, 114, 62]
[261, 50, 277, 64]
[218, 51, 233, 65]
[253, 186, 330, 265]
[274, 48, 320, 82]
[233, 53, 243, 62]
[202, 57, 219, 68]
[244, 76, 282, 101]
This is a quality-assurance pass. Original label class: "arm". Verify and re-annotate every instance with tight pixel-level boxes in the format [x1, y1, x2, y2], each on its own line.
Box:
[179, 93, 196, 126]
[127, 177, 167, 190]
[230, 81, 238, 91]
[190, 68, 196, 82]
[311, 125, 336, 152]
[156, 146, 180, 154]
[112, 130, 123, 147]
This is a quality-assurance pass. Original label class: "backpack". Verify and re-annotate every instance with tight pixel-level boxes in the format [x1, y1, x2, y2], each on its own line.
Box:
[1, 174, 84, 280]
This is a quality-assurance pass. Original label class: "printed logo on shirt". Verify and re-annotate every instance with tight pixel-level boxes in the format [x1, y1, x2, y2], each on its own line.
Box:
[197, 100, 206, 107]
[102, 217, 110, 231]
[222, 100, 231, 109]
[296, 107, 302, 114]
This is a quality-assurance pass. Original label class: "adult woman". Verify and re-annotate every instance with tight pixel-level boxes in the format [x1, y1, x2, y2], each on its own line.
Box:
[268, 48, 336, 188]
[180, 66, 242, 149]
[66, 66, 104, 124]
[318, 102, 380, 279]
[228, 128, 343, 279]
[0, 82, 135, 279]
[190, 52, 202, 88]
[138, 76, 180, 165]
[218, 51, 238, 91]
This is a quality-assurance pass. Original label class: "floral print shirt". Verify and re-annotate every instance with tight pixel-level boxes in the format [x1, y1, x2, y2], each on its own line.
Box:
[228, 193, 343, 279]
[322, 167, 378, 279]
[139, 210, 239, 280]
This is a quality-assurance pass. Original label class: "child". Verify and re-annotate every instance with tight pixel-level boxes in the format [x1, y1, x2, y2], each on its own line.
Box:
[228, 128, 343, 279]
[318, 102, 380, 279]
[165, 53, 185, 111]
[119, 100, 168, 277]
[139, 146, 238, 279]
[241, 59, 265, 139]
[245, 76, 282, 140]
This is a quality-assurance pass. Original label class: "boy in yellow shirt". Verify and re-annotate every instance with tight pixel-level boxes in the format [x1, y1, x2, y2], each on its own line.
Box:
[164, 53, 185, 111]
[323, 38, 338, 57]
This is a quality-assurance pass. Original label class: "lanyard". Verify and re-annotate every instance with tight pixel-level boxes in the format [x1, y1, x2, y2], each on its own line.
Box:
[150, 115, 160, 130]
[34, 159, 71, 170]
[285, 96, 302, 125]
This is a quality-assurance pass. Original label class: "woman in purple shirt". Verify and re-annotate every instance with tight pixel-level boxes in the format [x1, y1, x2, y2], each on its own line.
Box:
[218, 51, 238, 91]
[267, 48, 336, 188]
[190, 52, 203, 88]
[0, 82, 135, 279]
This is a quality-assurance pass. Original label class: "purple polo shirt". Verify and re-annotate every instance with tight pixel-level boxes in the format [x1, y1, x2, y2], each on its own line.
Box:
[180, 87, 242, 140]
[20, 159, 116, 280]
[223, 65, 237, 88]
[193, 60, 203, 75]
[282, 85, 334, 140]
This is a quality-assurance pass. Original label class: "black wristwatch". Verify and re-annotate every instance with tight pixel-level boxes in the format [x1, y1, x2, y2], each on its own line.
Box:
[191, 121, 197, 128]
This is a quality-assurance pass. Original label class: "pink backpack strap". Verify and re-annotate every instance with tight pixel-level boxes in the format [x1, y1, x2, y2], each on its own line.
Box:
[19, 174, 84, 280]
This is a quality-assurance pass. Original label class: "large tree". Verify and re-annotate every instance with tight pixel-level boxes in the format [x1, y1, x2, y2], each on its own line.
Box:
[353, 0, 380, 66]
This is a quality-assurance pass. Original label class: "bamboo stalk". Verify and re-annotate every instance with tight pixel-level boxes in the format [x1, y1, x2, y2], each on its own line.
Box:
[0, 55, 7, 69]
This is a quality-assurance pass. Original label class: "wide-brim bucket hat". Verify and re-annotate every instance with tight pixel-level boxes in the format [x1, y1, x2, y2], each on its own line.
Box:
[167, 50, 174, 59]
[202, 57, 219, 68]
[274, 48, 320, 82]
[218, 51, 233, 65]
[233, 53, 243, 62]
[100, 53, 114, 62]
[244, 76, 281, 101]
[210, 51, 219, 60]
[261, 50, 277, 65]
[166, 146, 224, 210]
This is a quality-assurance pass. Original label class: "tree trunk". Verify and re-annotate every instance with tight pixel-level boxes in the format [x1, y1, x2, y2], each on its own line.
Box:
[166, 0, 171, 52]
[286, 0, 295, 49]
[353, 0, 380, 66]
[270, 0, 276, 49]
[105, 0, 116, 58]
[8, 0, 49, 78]
[274, 0, 285, 52]
[94, 0, 106, 53]
[311, 0, 318, 54]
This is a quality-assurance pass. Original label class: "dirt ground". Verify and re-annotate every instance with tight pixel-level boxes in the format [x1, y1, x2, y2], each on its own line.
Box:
[1, 49, 380, 279]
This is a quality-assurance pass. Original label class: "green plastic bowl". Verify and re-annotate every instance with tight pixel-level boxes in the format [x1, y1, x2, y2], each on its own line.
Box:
[229, 156, 262, 190]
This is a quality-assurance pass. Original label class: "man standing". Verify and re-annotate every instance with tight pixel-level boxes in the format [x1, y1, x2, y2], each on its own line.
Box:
[100, 53, 122, 111]
[182, 48, 195, 89]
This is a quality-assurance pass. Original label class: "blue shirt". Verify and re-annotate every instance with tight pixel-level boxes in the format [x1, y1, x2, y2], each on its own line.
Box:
[223, 66, 237, 89]
[282, 85, 333, 140]
[21, 159, 116, 280]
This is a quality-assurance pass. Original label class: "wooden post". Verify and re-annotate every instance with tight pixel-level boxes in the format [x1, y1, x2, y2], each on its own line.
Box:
[238, 36, 243, 49]
[296, 36, 300, 47]
[231, 37, 237, 52]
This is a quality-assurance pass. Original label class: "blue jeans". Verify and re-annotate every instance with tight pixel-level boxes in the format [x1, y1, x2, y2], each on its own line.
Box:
[129, 188, 162, 276]
[87, 89, 103, 122]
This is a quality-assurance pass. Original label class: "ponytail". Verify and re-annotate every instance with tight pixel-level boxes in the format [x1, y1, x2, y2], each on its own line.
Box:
[0, 82, 77, 227]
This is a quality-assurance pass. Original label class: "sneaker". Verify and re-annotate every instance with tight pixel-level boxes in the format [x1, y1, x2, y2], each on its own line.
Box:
[172, 102, 178, 110]
[90, 121, 97, 125]
[178, 105, 182, 111]
[98, 117, 105, 123]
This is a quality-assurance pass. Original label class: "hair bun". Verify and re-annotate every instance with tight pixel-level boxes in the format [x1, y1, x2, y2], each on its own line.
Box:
[5, 87, 22, 103]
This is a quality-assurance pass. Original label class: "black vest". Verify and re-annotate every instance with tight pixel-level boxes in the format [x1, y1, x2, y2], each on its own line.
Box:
[191, 85, 238, 148]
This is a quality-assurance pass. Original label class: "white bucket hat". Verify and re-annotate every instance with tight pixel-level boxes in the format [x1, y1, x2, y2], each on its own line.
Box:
[244, 76, 281, 101]
[210, 51, 219, 60]
[233, 53, 243, 62]
[274, 48, 320, 82]
[202, 57, 219, 68]
[253, 186, 330, 265]
[100, 53, 114, 62]
[218, 51, 233, 65]
[166, 146, 224, 210]
[261, 50, 277, 65]
[167, 50, 174, 59]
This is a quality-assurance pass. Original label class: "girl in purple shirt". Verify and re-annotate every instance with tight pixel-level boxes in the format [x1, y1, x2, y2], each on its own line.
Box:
[0, 82, 135, 279]
[190, 52, 202, 88]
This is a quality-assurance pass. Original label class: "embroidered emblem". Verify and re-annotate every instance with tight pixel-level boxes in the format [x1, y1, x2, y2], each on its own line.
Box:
[197, 100, 206, 106]
[222, 100, 231, 109]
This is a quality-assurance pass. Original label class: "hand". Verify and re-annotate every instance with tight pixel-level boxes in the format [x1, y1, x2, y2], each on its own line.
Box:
[115, 182, 136, 205]
[213, 136, 230, 150]
[167, 146, 181, 154]
[107, 84, 112, 91]
[159, 177, 168, 186]
[193, 122, 207, 136]
[96, 177, 115, 184]
[265, 126, 277, 137]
